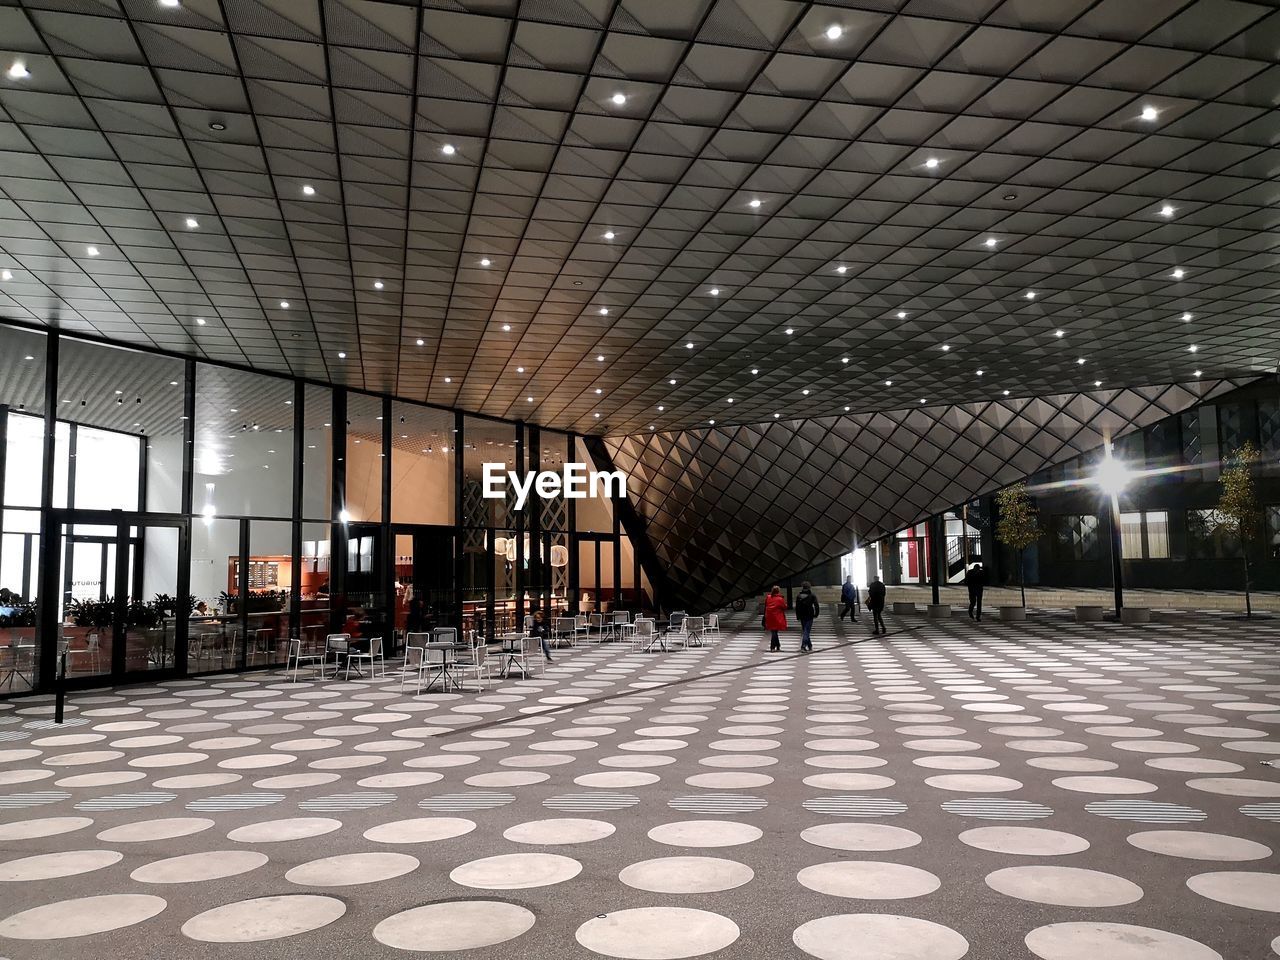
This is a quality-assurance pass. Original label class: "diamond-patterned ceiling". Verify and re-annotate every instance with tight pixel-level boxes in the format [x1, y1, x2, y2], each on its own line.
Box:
[0, 0, 1278, 437]
[606, 376, 1240, 609]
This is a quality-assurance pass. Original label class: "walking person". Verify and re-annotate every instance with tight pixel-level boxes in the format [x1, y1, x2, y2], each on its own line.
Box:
[839, 575, 860, 622]
[795, 581, 819, 652]
[867, 576, 887, 635]
[763, 586, 787, 652]
[965, 562, 986, 621]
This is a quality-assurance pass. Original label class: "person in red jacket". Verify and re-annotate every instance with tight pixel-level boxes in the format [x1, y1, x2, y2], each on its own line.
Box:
[763, 586, 787, 652]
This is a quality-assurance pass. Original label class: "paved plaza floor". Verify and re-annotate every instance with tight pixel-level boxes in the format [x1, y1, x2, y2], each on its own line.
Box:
[0, 611, 1276, 960]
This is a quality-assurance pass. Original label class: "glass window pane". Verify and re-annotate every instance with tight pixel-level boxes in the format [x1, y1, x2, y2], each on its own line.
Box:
[391, 402, 453, 525]
[345, 394, 383, 523]
[302, 385, 332, 521]
[1145, 511, 1169, 559]
[463, 417, 517, 528]
[4, 412, 45, 507]
[73, 426, 141, 511]
[1120, 512, 1143, 558]
[57, 337, 185, 513]
[189, 516, 241, 673]
[300, 521, 331, 645]
[249, 520, 292, 666]
[574, 437, 614, 533]
[194, 364, 294, 518]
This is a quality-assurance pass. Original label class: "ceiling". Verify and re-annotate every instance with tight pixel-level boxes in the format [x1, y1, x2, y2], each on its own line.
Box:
[0, 0, 1278, 438]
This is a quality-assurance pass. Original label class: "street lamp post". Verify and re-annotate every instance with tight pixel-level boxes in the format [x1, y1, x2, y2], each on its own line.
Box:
[1095, 453, 1132, 620]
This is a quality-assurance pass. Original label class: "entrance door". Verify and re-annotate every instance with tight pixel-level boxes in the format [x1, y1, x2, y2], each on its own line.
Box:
[897, 539, 920, 583]
[43, 511, 185, 686]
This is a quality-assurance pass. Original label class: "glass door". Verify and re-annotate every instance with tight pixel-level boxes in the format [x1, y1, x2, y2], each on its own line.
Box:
[45, 511, 186, 686]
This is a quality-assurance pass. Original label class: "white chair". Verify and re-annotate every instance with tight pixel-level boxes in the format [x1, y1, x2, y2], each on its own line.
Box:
[707, 613, 720, 638]
[634, 617, 656, 652]
[684, 616, 705, 647]
[78, 633, 103, 673]
[574, 614, 589, 644]
[553, 617, 576, 648]
[421, 643, 457, 693]
[325, 633, 351, 677]
[499, 633, 532, 678]
[345, 636, 385, 679]
[398, 644, 428, 694]
[286, 637, 324, 682]
[668, 617, 689, 647]
[457, 630, 494, 690]
[587, 613, 605, 642]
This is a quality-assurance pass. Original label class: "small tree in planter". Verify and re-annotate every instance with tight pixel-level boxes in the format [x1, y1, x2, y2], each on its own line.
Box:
[995, 482, 1040, 608]
[1215, 441, 1264, 618]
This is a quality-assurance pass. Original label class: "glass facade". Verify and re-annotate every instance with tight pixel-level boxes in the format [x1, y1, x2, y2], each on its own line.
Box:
[0, 321, 646, 697]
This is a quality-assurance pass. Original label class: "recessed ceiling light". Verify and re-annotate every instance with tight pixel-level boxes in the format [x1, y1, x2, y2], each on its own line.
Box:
[748, 199, 761, 209]
[1140, 105, 1159, 121]
[1193, 369, 1202, 377]
[603, 231, 614, 240]
[802, 389, 810, 396]
[1025, 291, 1036, 299]
[844, 405, 851, 412]
[984, 237, 997, 248]
[1003, 389, 1011, 396]
[1188, 344, 1198, 352]
[785, 328, 794, 335]
[441, 143, 456, 155]
[773, 413, 780, 418]
[598, 307, 609, 315]
[919, 398, 926, 404]
[416, 338, 424, 346]
[159, 0, 180, 7]
[594, 413, 600, 418]
[195, 317, 205, 325]
[1094, 380, 1102, 387]
[595, 388, 602, 395]
[444, 376, 452, 382]
[208, 121, 226, 131]
[526, 396, 533, 402]
[23, 355, 33, 361]
[1055, 329, 1065, 337]
[685, 342, 693, 349]
[1172, 268, 1185, 279]
[184, 217, 199, 229]
[1182, 312, 1193, 321]
[836, 265, 847, 274]
[280, 300, 289, 308]
[611, 92, 626, 105]
[0, 269, 11, 281]
[7, 61, 30, 80]
[708, 419, 715, 425]
[86, 246, 100, 257]
[840, 357, 848, 364]
[502, 323, 511, 332]
[895, 311, 906, 320]
[669, 379, 676, 385]
[480, 258, 491, 267]
[658, 406, 664, 411]
[727, 398, 734, 403]
[884, 380, 892, 387]
[825, 24, 843, 40]
[941, 344, 951, 352]
[594, 354, 604, 361]
[1159, 204, 1175, 217]
[924, 157, 939, 169]
[373, 281, 383, 289]
[976, 369, 984, 376]
[1003, 193, 1017, 201]
[338, 352, 346, 359]
[709, 288, 719, 296]
[751, 367, 759, 374]
[1076, 357, 1086, 364]
[301, 184, 315, 196]
[517, 366, 525, 373]
[649, 425, 655, 430]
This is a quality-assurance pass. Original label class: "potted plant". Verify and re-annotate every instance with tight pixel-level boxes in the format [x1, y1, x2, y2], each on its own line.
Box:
[995, 482, 1041, 617]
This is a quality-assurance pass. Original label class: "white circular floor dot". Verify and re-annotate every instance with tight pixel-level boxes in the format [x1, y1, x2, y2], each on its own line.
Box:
[504, 818, 616, 844]
[97, 818, 214, 843]
[1186, 871, 1280, 912]
[986, 865, 1142, 906]
[1025, 922, 1222, 960]
[1127, 830, 1270, 861]
[798, 861, 940, 899]
[450, 852, 582, 889]
[647, 820, 762, 848]
[285, 852, 418, 886]
[575, 907, 739, 960]
[0, 849, 122, 881]
[959, 826, 1089, 856]
[619, 856, 753, 893]
[793, 914, 968, 960]
[0, 893, 167, 939]
[181, 894, 346, 942]
[800, 823, 922, 852]
[227, 817, 341, 843]
[374, 900, 536, 952]
[131, 850, 268, 883]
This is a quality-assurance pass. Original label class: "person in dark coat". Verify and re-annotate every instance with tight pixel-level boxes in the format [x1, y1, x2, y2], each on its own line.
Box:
[531, 609, 553, 662]
[839, 575, 859, 622]
[866, 577, 887, 635]
[763, 586, 787, 652]
[794, 581, 820, 652]
[965, 562, 986, 622]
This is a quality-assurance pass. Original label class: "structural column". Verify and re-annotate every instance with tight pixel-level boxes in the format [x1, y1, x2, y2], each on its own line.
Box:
[1107, 496, 1124, 619]
[929, 514, 943, 606]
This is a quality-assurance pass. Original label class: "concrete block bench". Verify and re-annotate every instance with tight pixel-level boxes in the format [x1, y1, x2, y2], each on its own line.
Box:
[1120, 607, 1151, 624]
[926, 604, 952, 618]
[892, 602, 918, 615]
[999, 605, 1027, 621]
[1075, 605, 1105, 623]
